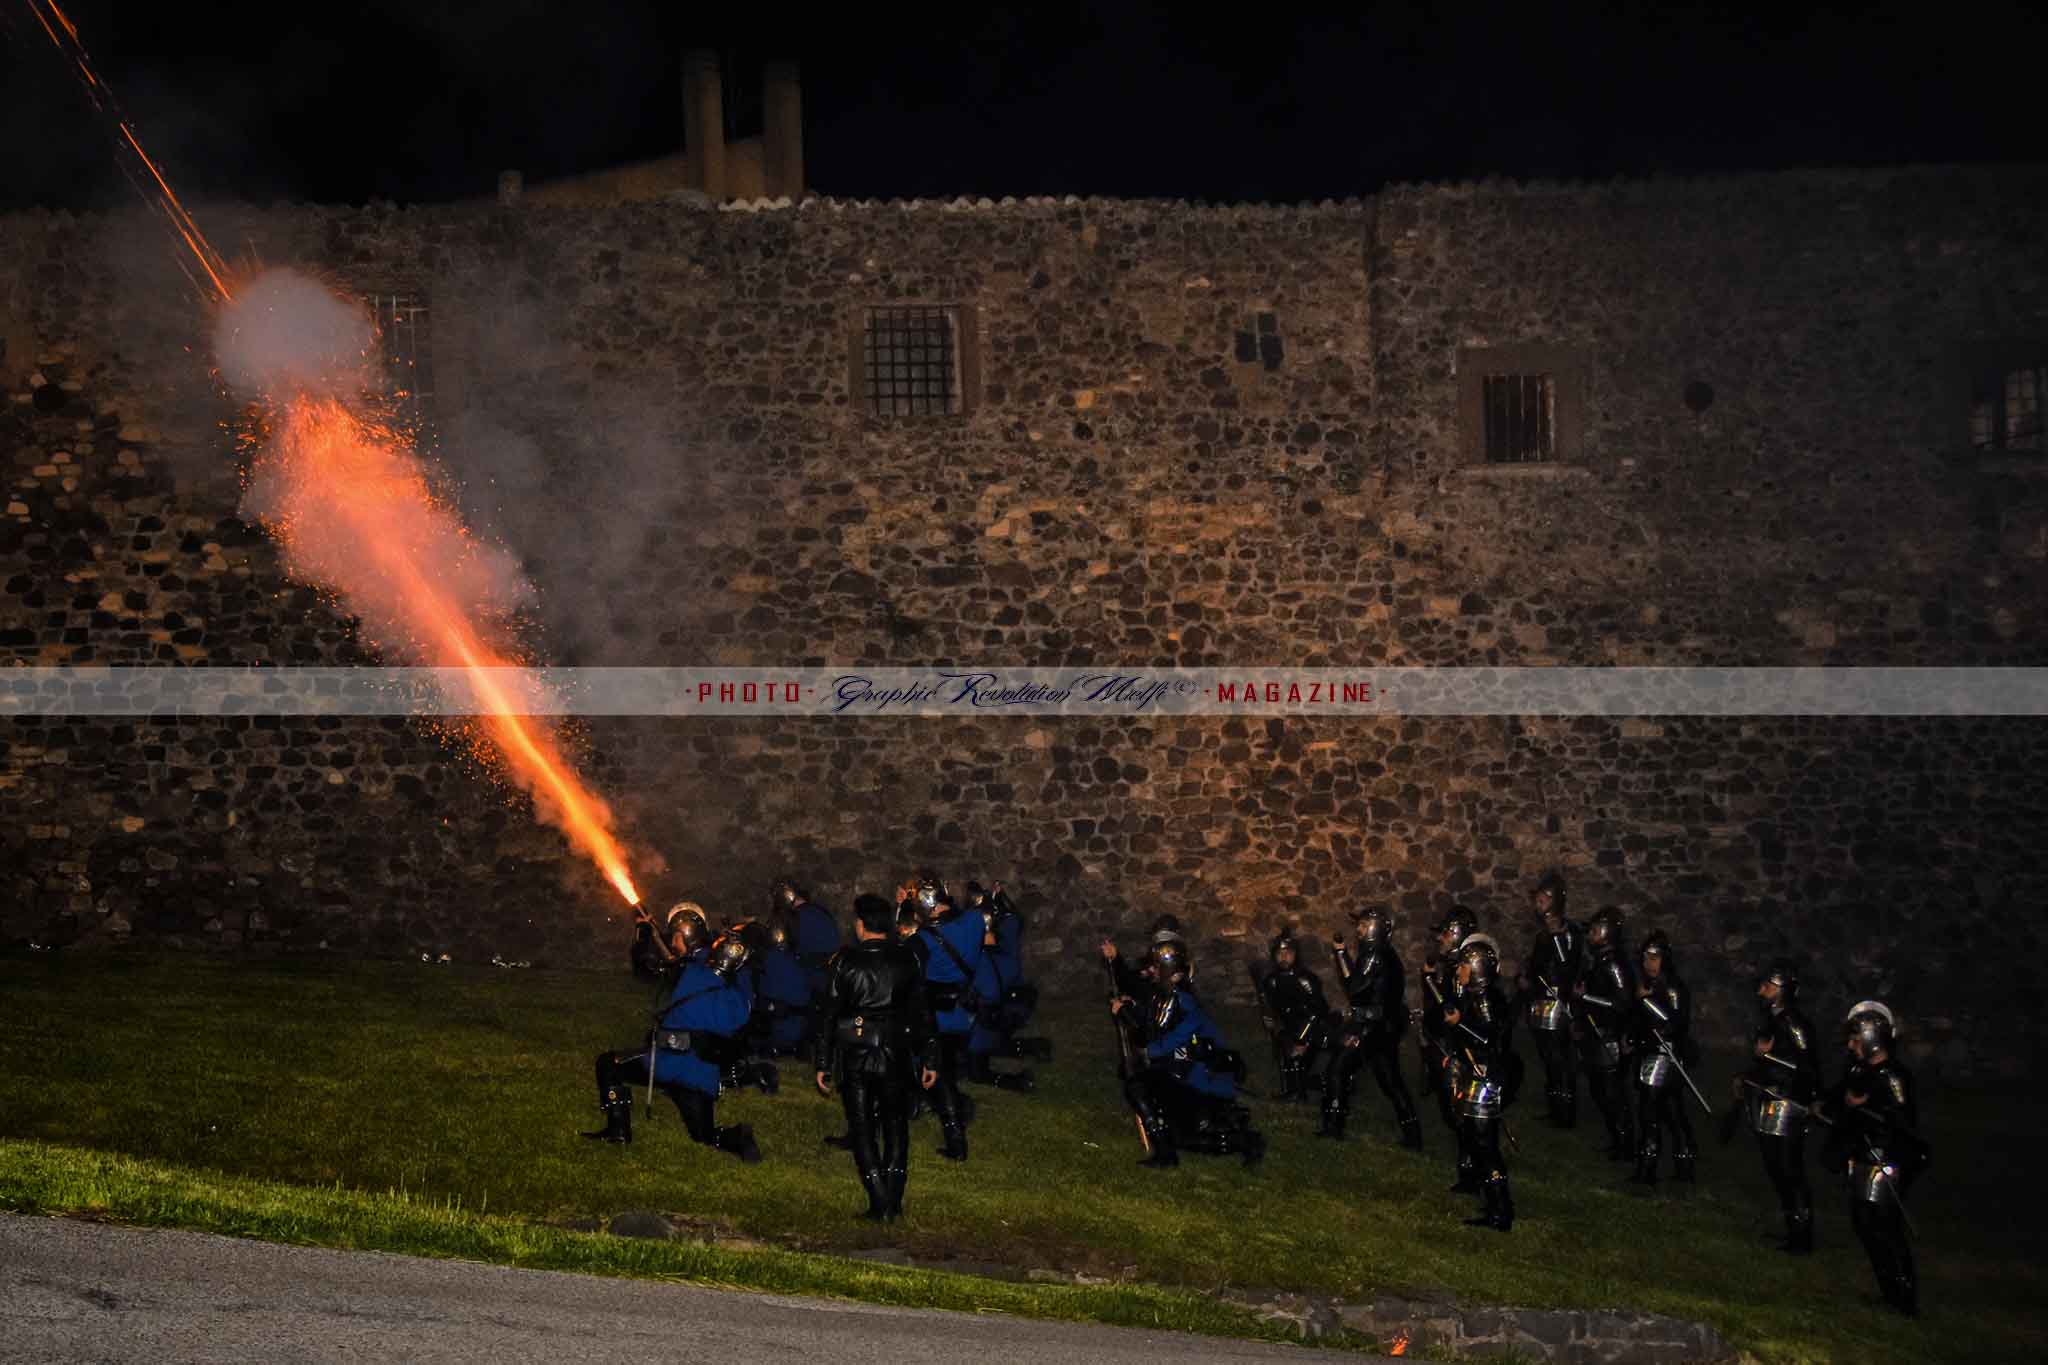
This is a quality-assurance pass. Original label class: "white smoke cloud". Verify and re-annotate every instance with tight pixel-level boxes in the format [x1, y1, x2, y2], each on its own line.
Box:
[211, 267, 375, 399]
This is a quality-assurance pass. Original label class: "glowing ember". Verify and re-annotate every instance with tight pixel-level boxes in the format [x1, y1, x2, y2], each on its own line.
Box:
[1388, 1330, 1410, 1356]
[23, 0, 641, 908]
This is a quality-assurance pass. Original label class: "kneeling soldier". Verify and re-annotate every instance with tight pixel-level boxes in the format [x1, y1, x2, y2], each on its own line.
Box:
[584, 923, 763, 1163]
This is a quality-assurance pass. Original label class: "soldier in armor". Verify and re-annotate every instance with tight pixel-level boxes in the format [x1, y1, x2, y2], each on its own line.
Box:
[965, 881, 1048, 1093]
[814, 893, 937, 1221]
[630, 901, 712, 988]
[1517, 872, 1586, 1127]
[773, 878, 842, 1003]
[583, 923, 763, 1162]
[1574, 907, 1638, 1160]
[1733, 959, 1821, 1252]
[1255, 928, 1332, 1103]
[1417, 907, 1478, 1139]
[911, 872, 984, 1161]
[1626, 930, 1699, 1185]
[1439, 936, 1515, 1231]
[1106, 937, 1266, 1169]
[1821, 1001, 1928, 1317]
[747, 915, 817, 1059]
[1319, 905, 1421, 1148]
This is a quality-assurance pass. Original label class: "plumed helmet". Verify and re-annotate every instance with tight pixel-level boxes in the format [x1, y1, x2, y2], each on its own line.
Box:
[707, 927, 753, 978]
[666, 901, 711, 953]
[1587, 906, 1624, 947]
[1846, 1000, 1896, 1050]
[1458, 933, 1500, 990]
[1759, 958, 1800, 996]
[1146, 938, 1189, 985]
[1268, 927, 1301, 964]
[1434, 906, 1478, 944]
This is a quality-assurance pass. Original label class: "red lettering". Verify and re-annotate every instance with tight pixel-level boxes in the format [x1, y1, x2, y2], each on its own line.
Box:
[1264, 682, 1280, 702]
[740, 683, 757, 703]
[1343, 683, 1365, 702]
[1287, 683, 1303, 703]
[783, 683, 800, 703]
[696, 682, 712, 703]
[719, 683, 735, 702]
[1217, 683, 1238, 702]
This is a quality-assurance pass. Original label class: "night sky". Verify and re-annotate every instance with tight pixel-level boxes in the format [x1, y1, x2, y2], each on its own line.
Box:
[2, 1, 2043, 211]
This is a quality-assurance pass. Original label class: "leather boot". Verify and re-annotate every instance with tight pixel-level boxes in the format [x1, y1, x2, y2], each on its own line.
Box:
[1138, 1116, 1179, 1168]
[1674, 1151, 1697, 1184]
[1778, 1209, 1814, 1255]
[858, 1169, 890, 1222]
[883, 1165, 907, 1220]
[1631, 1148, 1659, 1186]
[1399, 1116, 1424, 1150]
[752, 1062, 780, 1096]
[714, 1124, 762, 1164]
[1450, 1149, 1481, 1194]
[1463, 1177, 1514, 1232]
[582, 1084, 634, 1144]
[937, 1123, 968, 1161]
[1316, 1104, 1346, 1140]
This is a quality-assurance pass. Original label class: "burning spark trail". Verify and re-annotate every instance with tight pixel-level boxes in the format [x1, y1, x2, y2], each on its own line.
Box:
[20, 0, 642, 907]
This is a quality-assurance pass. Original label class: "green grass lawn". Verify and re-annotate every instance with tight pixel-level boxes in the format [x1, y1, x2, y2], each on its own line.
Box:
[2, 950, 2041, 1364]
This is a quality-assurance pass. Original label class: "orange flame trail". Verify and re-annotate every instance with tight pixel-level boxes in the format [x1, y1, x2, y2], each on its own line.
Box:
[21, 0, 640, 907]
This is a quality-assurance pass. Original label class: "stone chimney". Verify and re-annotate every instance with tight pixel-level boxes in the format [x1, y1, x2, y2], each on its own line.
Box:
[682, 49, 726, 200]
[762, 60, 804, 200]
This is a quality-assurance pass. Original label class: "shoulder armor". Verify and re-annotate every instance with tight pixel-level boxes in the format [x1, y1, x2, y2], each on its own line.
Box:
[1786, 1017, 1809, 1052]
[1886, 1069, 1908, 1108]
[1153, 993, 1176, 1032]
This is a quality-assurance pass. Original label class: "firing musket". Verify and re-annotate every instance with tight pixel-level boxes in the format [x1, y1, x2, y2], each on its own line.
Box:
[1105, 955, 1151, 1155]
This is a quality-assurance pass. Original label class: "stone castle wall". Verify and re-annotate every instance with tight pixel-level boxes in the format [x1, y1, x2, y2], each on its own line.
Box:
[3, 165, 2045, 1073]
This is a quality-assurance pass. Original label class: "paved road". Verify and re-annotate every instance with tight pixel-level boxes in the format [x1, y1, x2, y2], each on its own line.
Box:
[0, 1214, 1384, 1363]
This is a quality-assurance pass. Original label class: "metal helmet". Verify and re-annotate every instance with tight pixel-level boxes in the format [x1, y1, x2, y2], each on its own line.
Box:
[963, 880, 990, 908]
[1268, 927, 1301, 965]
[1351, 904, 1392, 945]
[1434, 906, 1477, 945]
[707, 927, 753, 978]
[1145, 938, 1189, 986]
[1639, 929, 1674, 970]
[771, 878, 805, 909]
[1458, 933, 1500, 991]
[1758, 958, 1801, 998]
[1846, 1000, 1896, 1051]
[666, 901, 711, 955]
[913, 872, 947, 915]
[1533, 871, 1568, 920]
[1587, 907, 1624, 948]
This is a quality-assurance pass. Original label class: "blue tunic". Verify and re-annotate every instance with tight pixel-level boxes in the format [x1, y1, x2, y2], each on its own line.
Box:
[794, 900, 842, 996]
[917, 908, 987, 1036]
[1147, 987, 1235, 1099]
[968, 912, 1022, 1057]
[650, 962, 753, 1096]
[756, 943, 813, 1048]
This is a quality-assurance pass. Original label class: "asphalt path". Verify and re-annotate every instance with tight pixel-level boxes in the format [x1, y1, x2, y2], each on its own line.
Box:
[0, 1213, 1386, 1363]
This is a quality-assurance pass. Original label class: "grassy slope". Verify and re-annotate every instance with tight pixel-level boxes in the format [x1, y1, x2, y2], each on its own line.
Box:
[1, 950, 2041, 1363]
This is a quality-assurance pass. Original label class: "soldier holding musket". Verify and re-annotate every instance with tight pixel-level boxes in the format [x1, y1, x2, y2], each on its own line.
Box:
[1319, 906, 1421, 1148]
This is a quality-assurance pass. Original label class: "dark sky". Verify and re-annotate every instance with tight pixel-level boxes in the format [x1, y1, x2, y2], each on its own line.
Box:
[2, 0, 2043, 210]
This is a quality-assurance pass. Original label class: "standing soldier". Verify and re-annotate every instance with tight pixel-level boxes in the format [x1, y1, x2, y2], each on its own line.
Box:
[1417, 907, 1479, 1142]
[582, 923, 763, 1163]
[1255, 928, 1332, 1104]
[1575, 907, 1637, 1161]
[1319, 906, 1421, 1148]
[814, 893, 937, 1222]
[1106, 936, 1266, 1168]
[774, 878, 842, 1004]
[1518, 872, 1586, 1127]
[1627, 930, 1699, 1186]
[965, 881, 1044, 1093]
[911, 872, 984, 1161]
[749, 916, 817, 1059]
[1736, 959, 1821, 1252]
[1822, 1001, 1929, 1317]
[1440, 936, 1515, 1231]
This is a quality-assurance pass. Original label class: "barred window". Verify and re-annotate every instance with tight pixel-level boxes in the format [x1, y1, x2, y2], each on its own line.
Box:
[1971, 361, 2044, 452]
[367, 292, 434, 444]
[860, 306, 966, 416]
[1458, 344, 1584, 467]
[1482, 373, 1556, 463]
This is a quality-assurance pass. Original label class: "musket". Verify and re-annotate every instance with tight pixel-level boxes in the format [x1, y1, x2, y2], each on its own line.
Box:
[1105, 956, 1151, 1155]
[1653, 1029, 1715, 1115]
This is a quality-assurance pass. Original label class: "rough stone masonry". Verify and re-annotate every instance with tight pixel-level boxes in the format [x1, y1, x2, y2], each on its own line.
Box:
[2, 164, 2045, 1075]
